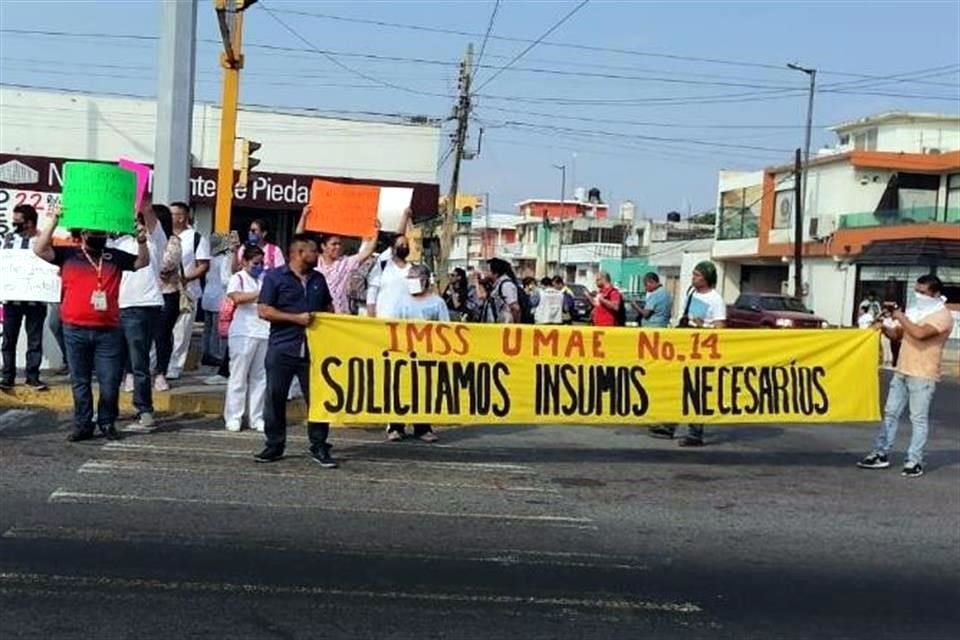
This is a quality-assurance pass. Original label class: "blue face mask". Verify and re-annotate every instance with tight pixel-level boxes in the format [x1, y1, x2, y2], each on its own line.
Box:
[248, 231, 261, 245]
[248, 264, 264, 279]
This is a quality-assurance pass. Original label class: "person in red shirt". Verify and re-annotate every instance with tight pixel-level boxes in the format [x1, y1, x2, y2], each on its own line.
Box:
[34, 210, 149, 442]
[591, 272, 624, 327]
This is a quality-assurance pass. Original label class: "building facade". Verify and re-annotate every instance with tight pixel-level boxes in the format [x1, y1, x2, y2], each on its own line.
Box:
[713, 111, 960, 328]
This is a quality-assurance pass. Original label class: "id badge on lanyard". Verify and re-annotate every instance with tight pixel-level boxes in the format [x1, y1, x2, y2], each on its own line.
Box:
[83, 249, 108, 312]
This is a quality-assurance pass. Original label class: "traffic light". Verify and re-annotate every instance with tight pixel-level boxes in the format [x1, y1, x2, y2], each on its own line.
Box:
[237, 138, 261, 189]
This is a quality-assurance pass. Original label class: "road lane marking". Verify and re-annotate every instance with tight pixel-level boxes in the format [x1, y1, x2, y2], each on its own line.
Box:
[101, 442, 536, 473]
[1, 525, 645, 570]
[47, 489, 596, 528]
[0, 572, 700, 613]
[77, 459, 556, 493]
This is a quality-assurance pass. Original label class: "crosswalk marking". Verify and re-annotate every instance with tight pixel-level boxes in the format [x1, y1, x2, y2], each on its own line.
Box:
[47, 488, 598, 528]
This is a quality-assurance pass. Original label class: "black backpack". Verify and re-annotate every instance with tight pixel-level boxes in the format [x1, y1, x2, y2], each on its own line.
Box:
[491, 279, 535, 324]
[614, 294, 627, 326]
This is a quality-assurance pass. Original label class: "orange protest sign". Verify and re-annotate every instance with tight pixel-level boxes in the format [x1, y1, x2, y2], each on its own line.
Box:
[306, 179, 380, 237]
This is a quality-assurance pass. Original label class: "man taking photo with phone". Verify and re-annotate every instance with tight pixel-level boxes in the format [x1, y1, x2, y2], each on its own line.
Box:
[857, 275, 954, 478]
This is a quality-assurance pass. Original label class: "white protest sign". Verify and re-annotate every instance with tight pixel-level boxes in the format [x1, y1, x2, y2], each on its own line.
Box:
[0, 249, 62, 303]
[377, 187, 414, 232]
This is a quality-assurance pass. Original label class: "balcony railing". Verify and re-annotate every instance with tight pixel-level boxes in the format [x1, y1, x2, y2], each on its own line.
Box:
[837, 207, 960, 229]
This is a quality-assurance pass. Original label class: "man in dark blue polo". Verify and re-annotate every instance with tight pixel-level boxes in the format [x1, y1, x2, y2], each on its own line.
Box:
[255, 234, 337, 468]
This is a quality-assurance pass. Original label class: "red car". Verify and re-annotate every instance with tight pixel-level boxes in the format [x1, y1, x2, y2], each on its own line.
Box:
[726, 293, 828, 329]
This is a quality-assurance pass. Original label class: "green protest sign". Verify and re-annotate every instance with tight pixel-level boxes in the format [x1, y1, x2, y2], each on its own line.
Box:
[60, 162, 137, 233]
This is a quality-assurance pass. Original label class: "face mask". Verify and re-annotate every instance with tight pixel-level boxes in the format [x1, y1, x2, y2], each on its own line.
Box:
[407, 278, 424, 295]
[912, 292, 940, 310]
[85, 236, 107, 253]
[248, 264, 265, 279]
[248, 231, 261, 244]
[394, 245, 410, 260]
[13, 222, 24, 234]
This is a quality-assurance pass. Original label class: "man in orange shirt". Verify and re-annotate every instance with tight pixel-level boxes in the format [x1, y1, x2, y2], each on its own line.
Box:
[591, 272, 623, 327]
[857, 274, 955, 478]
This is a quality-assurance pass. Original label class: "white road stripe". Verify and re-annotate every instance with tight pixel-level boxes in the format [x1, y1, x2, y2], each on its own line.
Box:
[47, 489, 596, 528]
[101, 442, 535, 473]
[77, 459, 555, 493]
[1, 525, 645, 571]
[0, 572, 700, 613]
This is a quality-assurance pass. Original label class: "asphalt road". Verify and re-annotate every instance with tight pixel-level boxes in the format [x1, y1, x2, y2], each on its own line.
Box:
[1, 376, 958, 639]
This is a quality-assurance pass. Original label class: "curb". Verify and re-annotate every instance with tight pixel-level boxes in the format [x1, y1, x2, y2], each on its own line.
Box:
[0, 384, 309, 421]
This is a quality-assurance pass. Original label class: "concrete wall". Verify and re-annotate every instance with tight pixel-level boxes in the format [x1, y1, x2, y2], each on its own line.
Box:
[877, 122, 960, 154]
[0, 86, 440, 185]
[789, 258, 857, 326]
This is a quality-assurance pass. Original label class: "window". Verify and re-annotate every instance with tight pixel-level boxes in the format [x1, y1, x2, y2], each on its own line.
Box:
[759, 297, 809, 313]
[946, 173, 960, 222]
[774, 189, 794, 229]
[853, 128, 878, 151]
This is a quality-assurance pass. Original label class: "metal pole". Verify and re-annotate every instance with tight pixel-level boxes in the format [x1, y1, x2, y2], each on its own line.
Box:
[214, 8, 245, 234]
[439, 43, 473, 278]
[793, 149, 804, 299]
[154, 0, 198, 205]
[559, 164, 565, 272]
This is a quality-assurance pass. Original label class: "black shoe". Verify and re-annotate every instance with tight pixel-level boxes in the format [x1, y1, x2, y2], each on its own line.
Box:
[901, 463, 923, 478]
[311, 446, 338, 469]
[0, 379, 13, 391]
[254, 446, 284, 463]
[25, 379, 49, 392]
[856, 452, 890, 469]
[648, 425, 676, 439]
[678, 436, 705, 447]
[102, 425, 122, 441]
[67, 429, 95, 442]
[55, 366, 70, 376]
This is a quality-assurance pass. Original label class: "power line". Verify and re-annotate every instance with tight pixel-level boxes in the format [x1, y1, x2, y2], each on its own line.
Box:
[256, 1, 447, 99]
[477, 105, 809, 129]
[474, 0, 591, 92]
[474, 0, 501, 74]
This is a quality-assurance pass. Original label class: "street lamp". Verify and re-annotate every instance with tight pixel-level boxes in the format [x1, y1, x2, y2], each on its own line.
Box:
[553, 163, 566, 273]
[787, 62, 817, 177]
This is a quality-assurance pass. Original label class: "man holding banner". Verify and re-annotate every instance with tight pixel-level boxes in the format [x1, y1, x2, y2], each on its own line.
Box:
[255, 234, 337, 468]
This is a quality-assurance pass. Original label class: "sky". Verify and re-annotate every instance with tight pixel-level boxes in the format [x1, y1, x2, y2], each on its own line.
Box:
[1, 0, 958, 218]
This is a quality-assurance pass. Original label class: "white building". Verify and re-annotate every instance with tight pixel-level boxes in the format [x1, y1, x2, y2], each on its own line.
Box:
[712, 111, 960, 327]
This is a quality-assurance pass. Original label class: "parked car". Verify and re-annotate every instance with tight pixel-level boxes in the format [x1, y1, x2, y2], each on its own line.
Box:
[566, 283, 593, 323]
[726, 293, 828, 329]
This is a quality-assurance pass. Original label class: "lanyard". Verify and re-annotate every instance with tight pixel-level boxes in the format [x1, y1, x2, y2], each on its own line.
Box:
[81, 247, 105, 290]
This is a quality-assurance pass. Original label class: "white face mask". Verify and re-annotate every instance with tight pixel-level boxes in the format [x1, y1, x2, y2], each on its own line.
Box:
[407, 279, 424, 295]
[913, 291, 939, 310]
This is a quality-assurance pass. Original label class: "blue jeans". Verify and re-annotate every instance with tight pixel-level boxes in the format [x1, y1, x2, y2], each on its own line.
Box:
[121, 306, 161, 415]
[63, 324, 125, 433]
[874, 373, 936, 465]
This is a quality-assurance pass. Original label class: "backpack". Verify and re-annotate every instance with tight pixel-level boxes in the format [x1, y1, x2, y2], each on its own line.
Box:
[490, 278, 534, 324]
[614, 292, 627, 326]
[347, 256, 388, 315]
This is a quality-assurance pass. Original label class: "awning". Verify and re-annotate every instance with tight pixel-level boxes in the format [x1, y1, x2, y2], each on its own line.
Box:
[855, 238, 960, 267]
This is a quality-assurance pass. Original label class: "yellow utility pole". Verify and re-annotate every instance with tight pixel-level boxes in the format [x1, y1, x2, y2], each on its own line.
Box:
[213, 0, 256, 233]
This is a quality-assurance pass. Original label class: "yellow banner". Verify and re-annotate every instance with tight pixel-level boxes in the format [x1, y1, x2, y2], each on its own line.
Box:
[306, 315, 880, 425]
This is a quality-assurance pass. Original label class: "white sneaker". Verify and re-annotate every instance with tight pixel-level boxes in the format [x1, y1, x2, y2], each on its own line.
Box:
[418, 431, 439, 443]
[123, 374, 134, 393]
[251, 422, 265, 432]
[153, 375, 170, 392]
[166, 370, 182, 381]
[138, 412, 155, 428]
[203, 375, 228, 386]
[225, 421, 242, 432]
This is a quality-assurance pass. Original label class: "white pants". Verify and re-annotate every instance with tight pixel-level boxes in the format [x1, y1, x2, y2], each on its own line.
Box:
[224, 334, 268, 428]
[168, 302, 195, 378]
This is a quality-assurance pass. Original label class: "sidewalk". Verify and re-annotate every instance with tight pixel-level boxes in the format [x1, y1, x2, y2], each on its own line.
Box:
[0, 369, 308, 421]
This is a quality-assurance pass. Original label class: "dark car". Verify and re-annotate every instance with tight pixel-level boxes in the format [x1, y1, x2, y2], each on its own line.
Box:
[567, 283, 593, 323]
[726, 293, 828, 329]
[621, 292, 645, 327]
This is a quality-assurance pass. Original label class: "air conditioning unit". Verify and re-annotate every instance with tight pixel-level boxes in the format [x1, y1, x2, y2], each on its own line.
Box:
[808, 214, 836, 240]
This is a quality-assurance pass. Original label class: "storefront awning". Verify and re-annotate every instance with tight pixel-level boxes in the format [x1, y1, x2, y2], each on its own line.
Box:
[855, 238, 960, 267]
